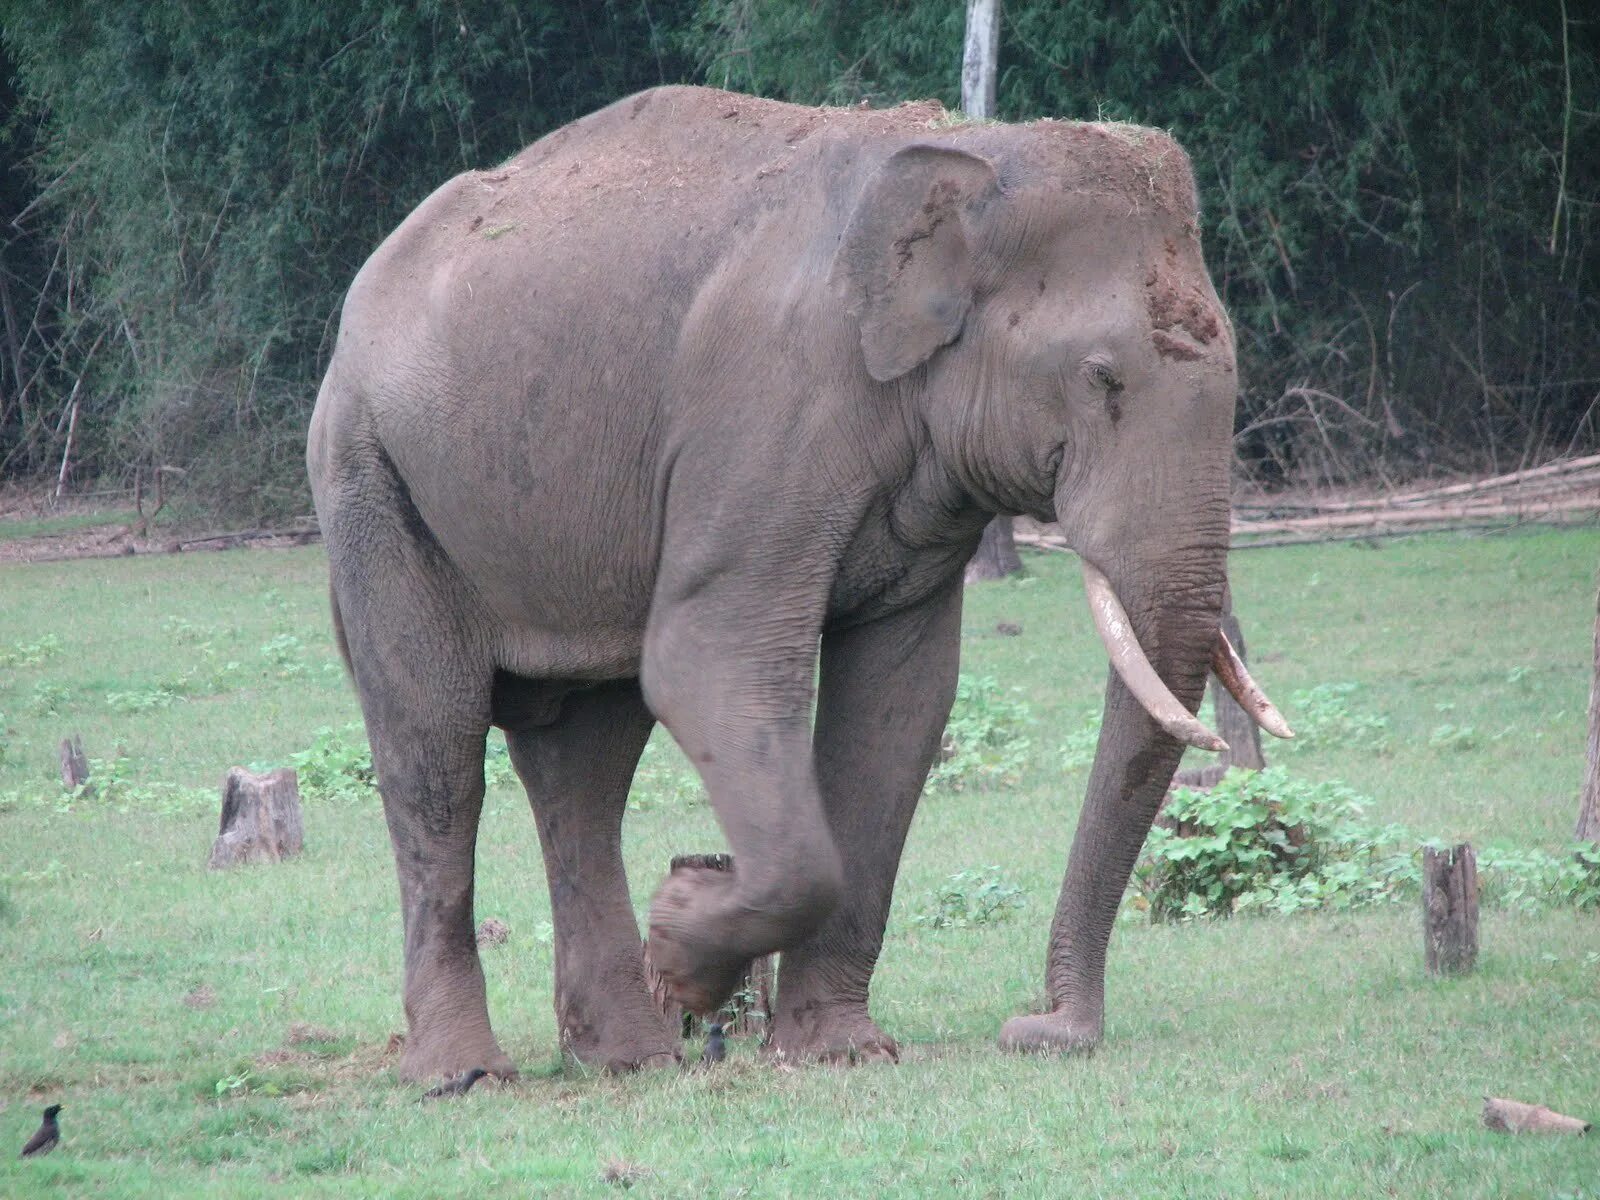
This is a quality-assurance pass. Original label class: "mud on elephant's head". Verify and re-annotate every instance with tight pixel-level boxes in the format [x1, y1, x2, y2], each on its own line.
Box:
[832, 119, 1285, 753]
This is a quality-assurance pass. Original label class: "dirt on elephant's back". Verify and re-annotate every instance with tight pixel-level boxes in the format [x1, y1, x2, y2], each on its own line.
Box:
[499, 87, 951, 204]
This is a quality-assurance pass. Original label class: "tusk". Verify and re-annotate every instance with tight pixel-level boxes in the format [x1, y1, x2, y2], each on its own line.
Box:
[1210, 631, 1295, 739]
[1080, 561, 1227, 753]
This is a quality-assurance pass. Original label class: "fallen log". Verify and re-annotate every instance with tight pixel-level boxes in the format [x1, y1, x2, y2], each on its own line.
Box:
[1482, 1096, 1591, 1135]
[1233, 454, 1600, 515]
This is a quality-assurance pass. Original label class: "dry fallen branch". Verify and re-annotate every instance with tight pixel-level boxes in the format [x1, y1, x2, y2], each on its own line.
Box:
[1234, 454, 1600, 515]
[1482, 1096, 1590, 1135]
[167, 524, 320, 553]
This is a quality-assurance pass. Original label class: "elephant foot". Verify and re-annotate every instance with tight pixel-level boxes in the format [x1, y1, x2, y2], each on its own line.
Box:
[397, 1025, 518, 1084]
[644, 866, 750, 1016]
[561, 1025, 682, 1074]
[766, 1005, 899, 1065]
[997, 1010, 1102, 1056]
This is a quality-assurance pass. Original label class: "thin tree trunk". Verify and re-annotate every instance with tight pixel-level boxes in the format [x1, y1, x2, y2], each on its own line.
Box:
[962, 0, 1000, 120]
[1577, 574, 1600, 841]
[958, 2, 1018, 586]
[965, 517, 1023, 583]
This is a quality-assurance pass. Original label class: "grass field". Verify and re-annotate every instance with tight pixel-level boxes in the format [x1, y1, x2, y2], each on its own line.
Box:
[1, 529, 1597, 1197]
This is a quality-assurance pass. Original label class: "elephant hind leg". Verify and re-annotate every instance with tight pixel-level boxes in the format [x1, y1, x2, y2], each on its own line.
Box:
[503, 678, 680, 1072]
[320, 462, 513, 1082]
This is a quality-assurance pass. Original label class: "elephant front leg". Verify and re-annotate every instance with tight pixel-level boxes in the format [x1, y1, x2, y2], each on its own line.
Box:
[767, 585, 962, 1063]
[639, 592, 845, 1018]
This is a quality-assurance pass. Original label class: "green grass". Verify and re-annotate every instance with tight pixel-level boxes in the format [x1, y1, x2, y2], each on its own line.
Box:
[1, 531, 1597, 1197]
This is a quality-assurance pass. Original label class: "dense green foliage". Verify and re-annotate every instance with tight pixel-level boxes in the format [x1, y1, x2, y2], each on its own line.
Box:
[0, 2, 1595, 514]
[1133, 768, 1413, 920]
[694, 0, 1600, 482]
[1136, 765, 1600, 921]
[0, 0, 694, 514]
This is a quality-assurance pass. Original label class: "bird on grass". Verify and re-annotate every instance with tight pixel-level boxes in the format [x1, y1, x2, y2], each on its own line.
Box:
[421, 1068, 488, 1101]
[19, 1105, 61, 1159]
[701, 1023, 726, 1067]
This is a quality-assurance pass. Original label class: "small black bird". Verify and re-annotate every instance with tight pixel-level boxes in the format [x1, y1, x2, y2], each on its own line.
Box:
[421, 1068, 488, 1101]
[701, 1022, 726, 1067]
[20, 1105, 61, 1159]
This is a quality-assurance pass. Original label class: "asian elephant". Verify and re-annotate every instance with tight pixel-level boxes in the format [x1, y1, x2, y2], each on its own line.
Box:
[306, 85, 1289, 1082]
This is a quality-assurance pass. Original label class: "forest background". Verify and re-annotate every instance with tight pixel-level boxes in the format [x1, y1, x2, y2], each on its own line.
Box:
[0, 1, 1594, 519]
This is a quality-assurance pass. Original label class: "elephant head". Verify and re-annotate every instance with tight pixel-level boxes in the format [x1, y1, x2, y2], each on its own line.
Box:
[833, 122, 1290, 1050]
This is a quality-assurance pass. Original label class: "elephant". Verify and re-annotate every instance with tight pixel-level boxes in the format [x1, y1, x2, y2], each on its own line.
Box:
[306, 85, 1289, 1082]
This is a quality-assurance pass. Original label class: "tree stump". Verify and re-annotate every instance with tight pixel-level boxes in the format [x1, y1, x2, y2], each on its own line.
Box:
[58, 735, 89, 788]
[964, 517, 1023, 583]
[643, 853, 776, 1040]
[1422, 843, 1478, 975]
[208, 768, 304, 869]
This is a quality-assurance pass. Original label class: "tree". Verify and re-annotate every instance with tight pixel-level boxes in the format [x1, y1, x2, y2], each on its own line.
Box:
[959, 0, 1024, 583]
[0, 0, 699, 515]
[1577, 575, 1600, 842]
[688, 1, 1600, 486]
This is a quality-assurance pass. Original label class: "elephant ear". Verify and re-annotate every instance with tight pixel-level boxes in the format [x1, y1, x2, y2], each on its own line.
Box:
[831, 144, 1000, 383]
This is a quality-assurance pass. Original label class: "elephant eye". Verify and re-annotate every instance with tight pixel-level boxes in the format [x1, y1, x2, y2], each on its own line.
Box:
[1085, 361, 1123, 394]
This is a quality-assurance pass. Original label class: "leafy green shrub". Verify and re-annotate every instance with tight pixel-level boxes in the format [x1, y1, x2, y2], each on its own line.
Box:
[1283, 684, 1390, 752]
[911, 868, 1025, 930]
[927, 676, 1032, 793]
[0, 634, 63, 668]
[259, 634, 309, 677]
[628, 739, 704, 811]
[1427, 723, 1479, 752]
[1131, 768, 1413, 921]
[289, 726, 535, 802]
[1476, 842, 1600, 912]
[27, 682, 69, 717]
[1058, 711, 1103, 772]
[484, 741, 517, 790]
[289, 725, 375, 802]
[38, 751, 213, 817]
[107, 687, 181, 713]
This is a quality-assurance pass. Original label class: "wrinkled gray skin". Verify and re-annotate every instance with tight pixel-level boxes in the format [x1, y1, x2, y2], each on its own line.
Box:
[308, 86, 1235, 1081]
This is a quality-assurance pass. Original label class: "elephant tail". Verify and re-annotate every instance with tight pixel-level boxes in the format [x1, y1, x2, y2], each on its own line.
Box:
[329, 585, 354, 677]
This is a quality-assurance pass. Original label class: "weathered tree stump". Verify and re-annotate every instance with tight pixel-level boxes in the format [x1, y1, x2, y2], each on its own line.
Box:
[964, 517, 1023, 583]
[208, 768, 304, 869]
[643, 853, 776, 1040]
[1483, 1096, 1591, 1135]
[58, 735, 89, 788]
[1422, 842, 1478, 975]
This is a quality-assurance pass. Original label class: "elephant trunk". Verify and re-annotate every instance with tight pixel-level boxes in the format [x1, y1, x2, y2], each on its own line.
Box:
[1001, 555, 1228, 1053]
